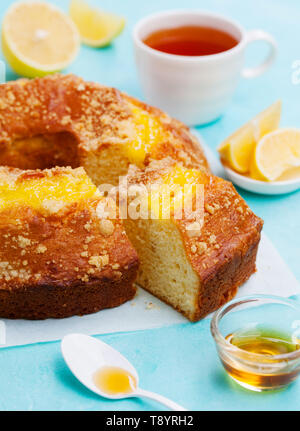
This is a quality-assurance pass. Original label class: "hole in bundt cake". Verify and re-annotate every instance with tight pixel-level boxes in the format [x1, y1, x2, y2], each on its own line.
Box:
[0, 132, 80, 170]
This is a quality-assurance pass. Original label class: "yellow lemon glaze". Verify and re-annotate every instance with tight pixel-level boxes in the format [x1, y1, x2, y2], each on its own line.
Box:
[124, 104, 165, 166]
[0, 172, 98, 211]
[149, 165, 206, 219]
[163, 164, 205, 187]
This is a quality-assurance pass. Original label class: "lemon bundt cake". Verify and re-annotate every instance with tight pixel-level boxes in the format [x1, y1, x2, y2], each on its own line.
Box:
[0, 74, 263, 321]
[123, 158, 263, 321]
[0, 74, 209, 186]
[0, 166, 138, 319]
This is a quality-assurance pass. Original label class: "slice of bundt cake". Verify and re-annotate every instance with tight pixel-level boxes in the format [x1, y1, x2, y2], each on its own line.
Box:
[122, 158, 263, 321]
[0, 166, 138, 319]
[0, 74, 209, 186]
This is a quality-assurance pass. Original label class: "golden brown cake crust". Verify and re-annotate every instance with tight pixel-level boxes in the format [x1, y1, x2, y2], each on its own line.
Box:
[0, 166, 139, 319]
[0, 266, 137, 320]
[176, 169, 263, 320]
[0, 74, 209, 174]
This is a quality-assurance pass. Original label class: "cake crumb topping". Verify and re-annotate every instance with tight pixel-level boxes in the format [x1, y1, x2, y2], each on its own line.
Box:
[186, 221, 201, 237]
[208, 234, 217, 244]
[197, 242, 207, 255]
[99, 219, 114, 236]
[42, 199, 65, 214]
[18, 236, 31, 248]
[84, 222, 91, 231]
[88, 255, 109, 268]
[36, 244, 47, 254]
[191, 244, 197, 253]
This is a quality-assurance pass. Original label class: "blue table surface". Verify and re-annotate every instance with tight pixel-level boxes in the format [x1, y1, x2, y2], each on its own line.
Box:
[0, 0, 299, 411]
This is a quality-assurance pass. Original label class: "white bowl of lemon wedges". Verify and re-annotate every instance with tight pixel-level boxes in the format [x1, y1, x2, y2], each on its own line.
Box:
[218, 101, 300, 195]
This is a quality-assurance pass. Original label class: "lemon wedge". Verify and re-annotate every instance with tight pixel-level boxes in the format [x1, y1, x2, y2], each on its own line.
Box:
[70, 0, 125, 47]
[218, 100, 281, 173]
[1, 1, 80, 78]
[252, 128, 300, 181]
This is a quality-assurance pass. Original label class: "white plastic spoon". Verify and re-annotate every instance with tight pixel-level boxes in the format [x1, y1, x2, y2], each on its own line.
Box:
[61, 333, 187, 411]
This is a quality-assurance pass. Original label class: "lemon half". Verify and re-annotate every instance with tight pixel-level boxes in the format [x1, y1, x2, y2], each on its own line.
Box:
[2, 1, 80, 78]
[218, 101, 282, 173]
[70, 0, 125, 47]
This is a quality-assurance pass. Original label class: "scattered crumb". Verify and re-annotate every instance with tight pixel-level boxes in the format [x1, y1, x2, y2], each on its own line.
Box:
[145, 301, 159, 310]
[89, 254, 109, 268]
[197, 242, 207, 255]
[205, 204, 215, 214]
[18, 236, 31, 248]
[36, 244, 47, 254]
[208, 234, 216, 244]
[191, 244, 197, 253]
[186, 221, 201, 237]
[84, 222, 91, 231]
[99, 219, 114, 237]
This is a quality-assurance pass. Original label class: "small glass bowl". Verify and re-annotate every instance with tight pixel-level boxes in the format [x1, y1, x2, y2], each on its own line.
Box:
[211, 295, 300, 392]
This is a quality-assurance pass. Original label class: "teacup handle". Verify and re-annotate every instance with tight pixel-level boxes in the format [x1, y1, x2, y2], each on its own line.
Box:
[242, 29, 277, 79]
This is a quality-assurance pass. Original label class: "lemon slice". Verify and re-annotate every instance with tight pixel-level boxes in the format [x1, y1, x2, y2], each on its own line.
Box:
[70, 0, 125, 47]
[1, 1, 80, 78]
[252, 128, 300, 181]
[218, 100, 281, 173]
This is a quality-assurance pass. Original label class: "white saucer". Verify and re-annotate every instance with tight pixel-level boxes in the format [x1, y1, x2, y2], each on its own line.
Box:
[224, 165, 300, 195]
[191, 129, 300, 195]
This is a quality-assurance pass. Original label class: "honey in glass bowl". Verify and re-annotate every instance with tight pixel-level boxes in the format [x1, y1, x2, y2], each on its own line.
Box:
[211, 295, 300, 392]
[223, 327, 300, 390]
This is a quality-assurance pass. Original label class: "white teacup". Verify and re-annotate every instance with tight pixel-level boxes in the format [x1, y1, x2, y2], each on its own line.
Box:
[133, 10, 277, 126]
